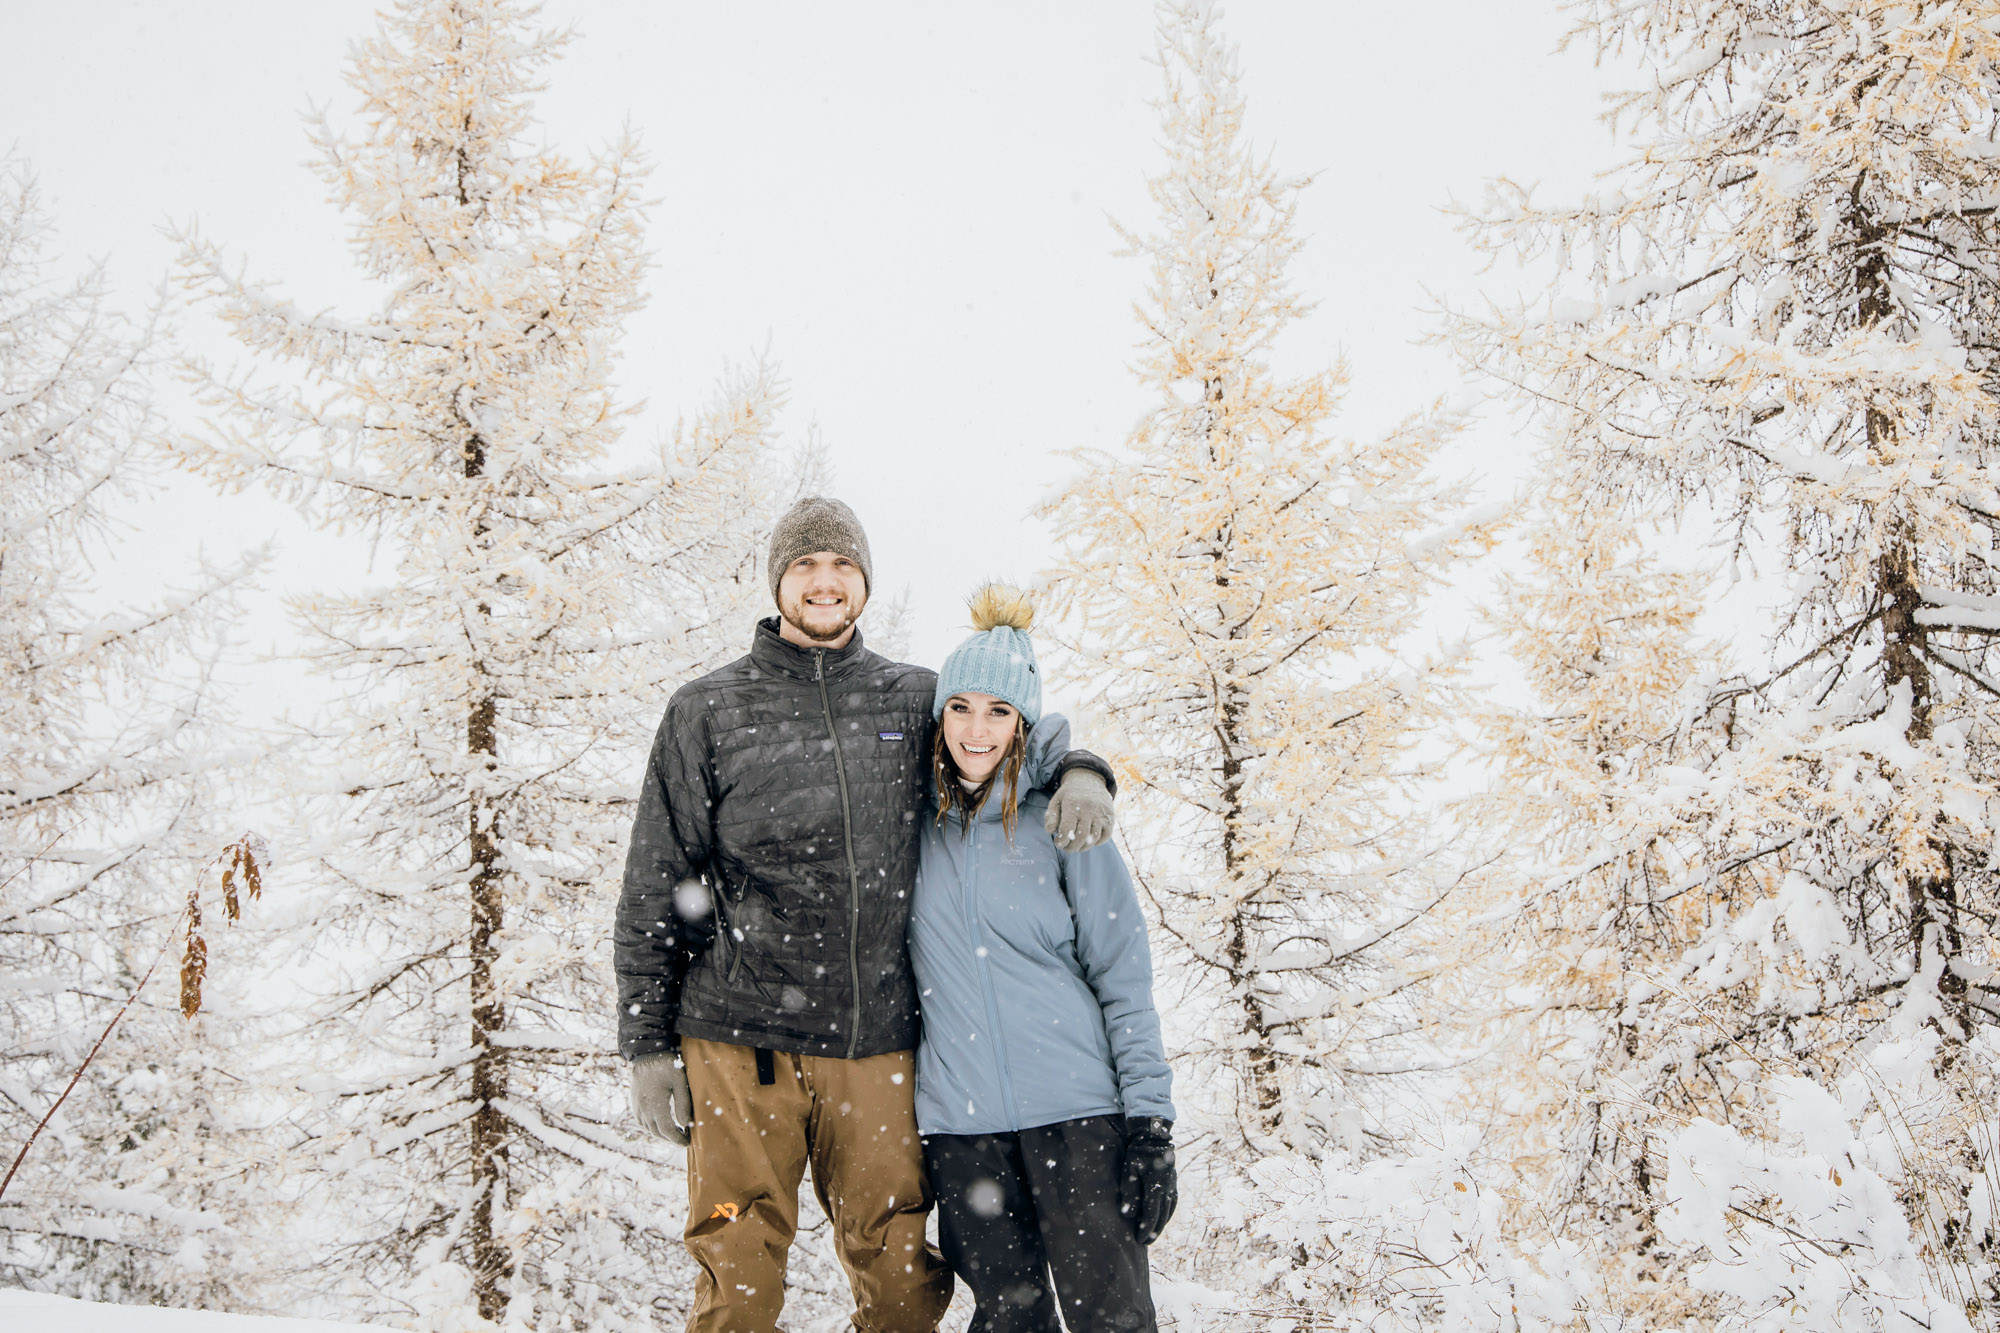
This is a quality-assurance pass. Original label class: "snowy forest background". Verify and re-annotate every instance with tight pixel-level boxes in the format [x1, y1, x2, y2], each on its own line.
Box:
[5, 1, 1999, 1330]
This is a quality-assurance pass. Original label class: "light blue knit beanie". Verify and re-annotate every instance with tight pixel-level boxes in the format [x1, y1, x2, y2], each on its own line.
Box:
[932, 584, 1042, 726]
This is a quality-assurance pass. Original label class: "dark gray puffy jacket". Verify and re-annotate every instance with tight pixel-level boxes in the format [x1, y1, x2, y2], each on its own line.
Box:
[615, 618, 1109, 1062]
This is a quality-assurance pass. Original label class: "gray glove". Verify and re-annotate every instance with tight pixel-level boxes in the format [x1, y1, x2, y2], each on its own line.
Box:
[631, 1052, 693, 1146]
[1045, 767, 1114, 852]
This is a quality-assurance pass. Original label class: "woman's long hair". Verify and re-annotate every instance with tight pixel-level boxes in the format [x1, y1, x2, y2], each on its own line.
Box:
[934, 721, 1028, 840]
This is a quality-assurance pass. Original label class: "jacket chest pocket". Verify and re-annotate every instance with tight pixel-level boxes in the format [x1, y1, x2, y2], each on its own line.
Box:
[715, 754, 842, 854]
[841, 712, 927, 787]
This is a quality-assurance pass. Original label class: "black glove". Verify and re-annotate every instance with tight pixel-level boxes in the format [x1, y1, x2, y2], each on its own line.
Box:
[1118, 1116, 1177, 1245]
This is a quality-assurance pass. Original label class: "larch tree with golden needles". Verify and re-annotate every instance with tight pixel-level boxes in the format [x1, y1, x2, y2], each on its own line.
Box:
[1464, 488, 1724, 1326]
[1041, 0, 1491, 1172]
[176, 3, 785, 1326]
[0, 159, 258, 1308]
[1453, 1, 2000, 1324]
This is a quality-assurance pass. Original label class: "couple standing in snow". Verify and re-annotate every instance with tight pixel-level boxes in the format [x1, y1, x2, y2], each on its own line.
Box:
[614, 496, 1176, 1333]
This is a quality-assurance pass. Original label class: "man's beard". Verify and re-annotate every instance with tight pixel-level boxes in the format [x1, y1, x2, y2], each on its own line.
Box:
[779, 597, 860, 642]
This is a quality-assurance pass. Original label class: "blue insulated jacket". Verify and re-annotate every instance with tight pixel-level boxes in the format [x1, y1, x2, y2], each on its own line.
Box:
[908, 715, 1174, 1136]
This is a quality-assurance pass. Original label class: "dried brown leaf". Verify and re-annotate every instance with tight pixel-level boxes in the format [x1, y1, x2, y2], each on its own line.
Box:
[180, 894, 208, 1020]
[175, 835, 268, 1022]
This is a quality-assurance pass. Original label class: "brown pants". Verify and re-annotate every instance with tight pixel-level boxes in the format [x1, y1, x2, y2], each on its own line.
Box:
[681, 1036, 952, 1333]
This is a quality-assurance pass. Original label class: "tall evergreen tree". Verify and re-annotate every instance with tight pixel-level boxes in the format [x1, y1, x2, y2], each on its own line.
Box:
[176, 4, 786, 1325]
[0, 159, 253, 1307]
[1041, 0, 1488, 1160]
[1453, 0, 2000, 1321]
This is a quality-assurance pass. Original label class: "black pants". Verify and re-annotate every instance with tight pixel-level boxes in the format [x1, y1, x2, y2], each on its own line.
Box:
[922, 1115, 1157, 1333]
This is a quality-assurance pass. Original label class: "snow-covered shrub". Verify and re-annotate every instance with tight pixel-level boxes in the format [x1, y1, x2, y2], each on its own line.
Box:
[1239, 1136, 1588, 1333]
[1660, 1000, 1996, 1332]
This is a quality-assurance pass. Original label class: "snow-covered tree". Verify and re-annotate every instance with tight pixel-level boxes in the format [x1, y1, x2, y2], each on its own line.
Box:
[1453, 1, 2000, 1322]
[1457, 486, 1725, 1325]
[175, 4, 786, 1325]
[1040, 0, 1490, 1162]
[0, 159, 255, 1308]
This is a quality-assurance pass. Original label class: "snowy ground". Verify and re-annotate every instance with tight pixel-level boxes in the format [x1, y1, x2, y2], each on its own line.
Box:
[0, 1282, 1239, 1333]
[0, 1289, 377, 1332]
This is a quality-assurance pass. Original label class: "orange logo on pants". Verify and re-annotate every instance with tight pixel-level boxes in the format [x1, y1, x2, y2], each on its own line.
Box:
[709, 1201, 741, 1221]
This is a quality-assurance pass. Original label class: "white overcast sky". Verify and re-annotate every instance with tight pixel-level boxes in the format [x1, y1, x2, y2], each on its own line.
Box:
[4, 1, 1628, 707]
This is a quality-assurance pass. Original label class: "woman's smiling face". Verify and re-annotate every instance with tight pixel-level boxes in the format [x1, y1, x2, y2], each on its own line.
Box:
[940, 691, 1018, 782]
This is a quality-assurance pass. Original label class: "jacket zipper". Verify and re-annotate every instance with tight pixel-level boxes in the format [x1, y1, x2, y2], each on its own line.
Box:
[816, 649, 864, 1059]
[961, 814, 1020, 1127]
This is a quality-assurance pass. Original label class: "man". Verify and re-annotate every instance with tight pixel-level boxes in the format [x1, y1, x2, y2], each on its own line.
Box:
[615, 496, 1116, 1333]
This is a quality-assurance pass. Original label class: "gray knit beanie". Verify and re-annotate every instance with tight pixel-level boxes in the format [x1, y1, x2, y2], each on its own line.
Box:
[767, 497, 872, 602]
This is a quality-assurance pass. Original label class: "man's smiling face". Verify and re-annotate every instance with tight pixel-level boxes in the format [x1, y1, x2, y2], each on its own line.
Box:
[775, 550, 868, 647]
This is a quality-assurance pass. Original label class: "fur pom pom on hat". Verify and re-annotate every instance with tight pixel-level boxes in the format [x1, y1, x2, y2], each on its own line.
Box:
[967, 584, 1034, 634]
[933, 583, 1041, 726]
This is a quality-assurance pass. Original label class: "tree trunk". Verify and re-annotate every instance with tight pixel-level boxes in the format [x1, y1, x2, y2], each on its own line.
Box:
[1202, 368, 1285, 1140]
[467, 690, 508, 1320]
[1217, 672, 1282, 1138]
[1857, 205, 1967, 1039]
[462, 418, 509, 1321]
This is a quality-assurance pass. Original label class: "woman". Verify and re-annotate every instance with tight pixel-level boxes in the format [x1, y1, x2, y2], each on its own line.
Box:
[908, 585, 1176, 1333]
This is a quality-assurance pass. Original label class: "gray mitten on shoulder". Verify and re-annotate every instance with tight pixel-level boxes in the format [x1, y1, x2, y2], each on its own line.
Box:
[1045, 766, 1114, 852]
